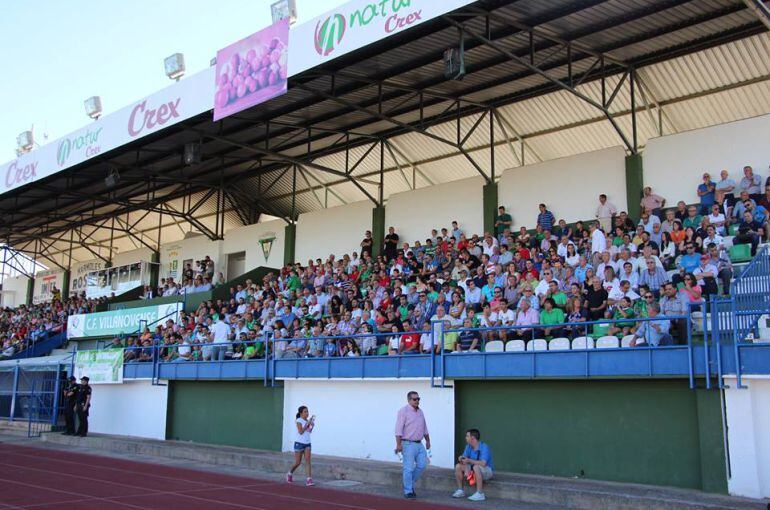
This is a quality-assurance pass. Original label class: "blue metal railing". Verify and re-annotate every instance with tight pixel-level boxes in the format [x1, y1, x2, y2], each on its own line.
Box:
[726, 244, 770, 388]
[115, 313, 693, 387]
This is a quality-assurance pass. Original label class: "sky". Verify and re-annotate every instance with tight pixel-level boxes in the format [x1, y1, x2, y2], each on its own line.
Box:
[0, 0, 345, 163]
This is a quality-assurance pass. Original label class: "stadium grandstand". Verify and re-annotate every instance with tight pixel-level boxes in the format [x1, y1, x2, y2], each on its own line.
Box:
[1, 0, 770, 507]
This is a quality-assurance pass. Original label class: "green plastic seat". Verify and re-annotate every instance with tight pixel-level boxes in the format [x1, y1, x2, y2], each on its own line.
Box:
[728, 223, 739, 236]
[729, 243, 752, 263]
[590, 323, 610, 339]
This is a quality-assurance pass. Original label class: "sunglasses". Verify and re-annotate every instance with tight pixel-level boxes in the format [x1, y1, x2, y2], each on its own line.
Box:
[644, 295, 654, 299]
[410, 397, 420, 401]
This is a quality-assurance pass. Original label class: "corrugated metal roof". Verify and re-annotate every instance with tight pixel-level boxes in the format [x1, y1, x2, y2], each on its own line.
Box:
[256, 32, 770, 209]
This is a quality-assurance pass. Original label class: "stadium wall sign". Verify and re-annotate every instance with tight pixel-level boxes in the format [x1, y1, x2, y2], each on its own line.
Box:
[0, 0, 473, 196]
[67, 302, 183, 339]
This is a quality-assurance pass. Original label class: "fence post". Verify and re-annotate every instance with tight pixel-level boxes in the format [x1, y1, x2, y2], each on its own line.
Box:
[686, 305, 694, 389]
[9, 364, 19, 422]
[731, 295, 745, 389]
[51, 365, 62, 427]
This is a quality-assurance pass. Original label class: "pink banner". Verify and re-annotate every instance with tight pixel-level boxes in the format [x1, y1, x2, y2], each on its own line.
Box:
[213, 19, 289, 121]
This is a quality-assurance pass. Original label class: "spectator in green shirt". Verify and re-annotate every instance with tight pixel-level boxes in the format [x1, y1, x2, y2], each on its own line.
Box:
[543, 280, 568, 310]
[538, 298, 565, 338]
[494, 206, 512, 237]
[608, 297, 636, 336]
[682, 205, 703, 230]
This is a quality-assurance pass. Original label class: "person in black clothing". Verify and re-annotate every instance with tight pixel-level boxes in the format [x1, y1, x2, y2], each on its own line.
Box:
[383, 226, 399, 261]
[584, 276, 608, 321]
[735, 210, 762, 256]
[61, 376, 78, 435]
[360, 231, 373, 258]
[75, 376, 92, 437]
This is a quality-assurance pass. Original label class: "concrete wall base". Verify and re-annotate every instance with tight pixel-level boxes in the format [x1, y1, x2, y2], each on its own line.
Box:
[40, 433, 765, 510]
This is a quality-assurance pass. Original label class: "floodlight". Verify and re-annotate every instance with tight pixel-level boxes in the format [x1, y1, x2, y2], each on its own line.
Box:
[16, 131, 33, 152]
[84, 96, 103, 120]
[105, 168, 120, 188]
[164, 53, 186, 81]
[271, 0, 297, 25]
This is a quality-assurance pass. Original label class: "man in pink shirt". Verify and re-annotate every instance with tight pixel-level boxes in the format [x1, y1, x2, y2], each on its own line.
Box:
[395, 391, 431, 499]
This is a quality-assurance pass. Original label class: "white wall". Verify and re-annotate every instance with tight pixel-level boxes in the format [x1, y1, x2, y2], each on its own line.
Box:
[282, 379, 455, 468]
[160, 235, 222, 281]
[644, 115, 770, 206]
[0, 275, 30, 307]
[386, 177, 485, 245]
[89, 380, 168, 440]
[295, 200, 373, 264]
[32, 269, 65, 304]
[724, 375, 770, 499]
[223, 218, 286, 271]
[113, 247, 154, 267]
[498, 146, 627, 229]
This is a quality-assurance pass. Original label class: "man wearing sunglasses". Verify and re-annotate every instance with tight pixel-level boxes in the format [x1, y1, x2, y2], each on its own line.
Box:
[395, 391, 431, 499]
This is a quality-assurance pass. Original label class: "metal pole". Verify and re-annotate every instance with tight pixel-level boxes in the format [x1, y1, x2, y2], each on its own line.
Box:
[630, 67, 638, 153]
[489, 109, 495, 181]
[291, 165, 297, 221]
[51, 365, 62, 426]
[9, 364, 19, 422]
[379, 140, 385, 206]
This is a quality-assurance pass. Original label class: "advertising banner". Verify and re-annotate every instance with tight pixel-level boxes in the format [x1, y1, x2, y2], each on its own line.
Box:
[32, 269, 64, 304]
[74, 350, 124, 384]
[213, 19, 289, 121]
[70, 260, 106, 296]
[0, 0, 474, 196]
[66, 302, 182, 339]
[0, 68, 215, 196]
[287, 0, 473, 76]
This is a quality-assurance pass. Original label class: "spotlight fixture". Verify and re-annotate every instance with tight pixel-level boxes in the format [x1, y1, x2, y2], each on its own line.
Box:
[271, 0, 297, 25]
[84, 96, 103, 120]
[164, 53, 186, 81]
[16, 131, 34, 153]
[183, 142, 202, 166]
[105, 168, 120, 188]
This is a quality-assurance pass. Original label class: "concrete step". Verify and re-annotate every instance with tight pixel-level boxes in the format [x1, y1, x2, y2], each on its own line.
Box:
[40, 433, 766, 510]
[0, 420, 33, 437]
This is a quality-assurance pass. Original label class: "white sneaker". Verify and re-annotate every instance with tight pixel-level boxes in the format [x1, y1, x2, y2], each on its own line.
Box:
[467, 491, 486, 501]
[451, 489, 465, 498]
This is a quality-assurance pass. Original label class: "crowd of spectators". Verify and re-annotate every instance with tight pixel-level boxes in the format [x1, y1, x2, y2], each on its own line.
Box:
[0, 289, 108, 359]
[114, 165, 768, 359]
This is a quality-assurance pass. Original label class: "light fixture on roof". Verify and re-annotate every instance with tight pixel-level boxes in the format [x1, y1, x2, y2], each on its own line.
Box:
[164, 53, 186, 81]
[105, 167, 120, 188]
[271, 0, 297, 25]
[443, 28, 466, 81]
[16, 130, 34, 155]
[84, 96, 103, 120]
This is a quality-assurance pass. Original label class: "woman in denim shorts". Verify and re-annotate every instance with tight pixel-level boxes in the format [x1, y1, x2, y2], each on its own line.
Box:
[287, 405, 315, 486]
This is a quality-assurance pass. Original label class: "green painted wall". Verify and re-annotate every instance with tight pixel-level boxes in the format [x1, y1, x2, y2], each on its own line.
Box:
[482, 182, 498, 234]
[372, 206, 385, 258]
[455, 380, 727, 493]
[284, 223, 296, 266]
[167, 381, 284, 451]
[625, 153, 644, 221]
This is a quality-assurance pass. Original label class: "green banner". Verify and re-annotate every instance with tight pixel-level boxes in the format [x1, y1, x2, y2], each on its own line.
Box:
[66, 303, 181, 339]
[74, 350, 124, 384]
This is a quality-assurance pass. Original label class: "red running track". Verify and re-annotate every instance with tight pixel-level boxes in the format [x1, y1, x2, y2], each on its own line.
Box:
[0, 443, 460, 510]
